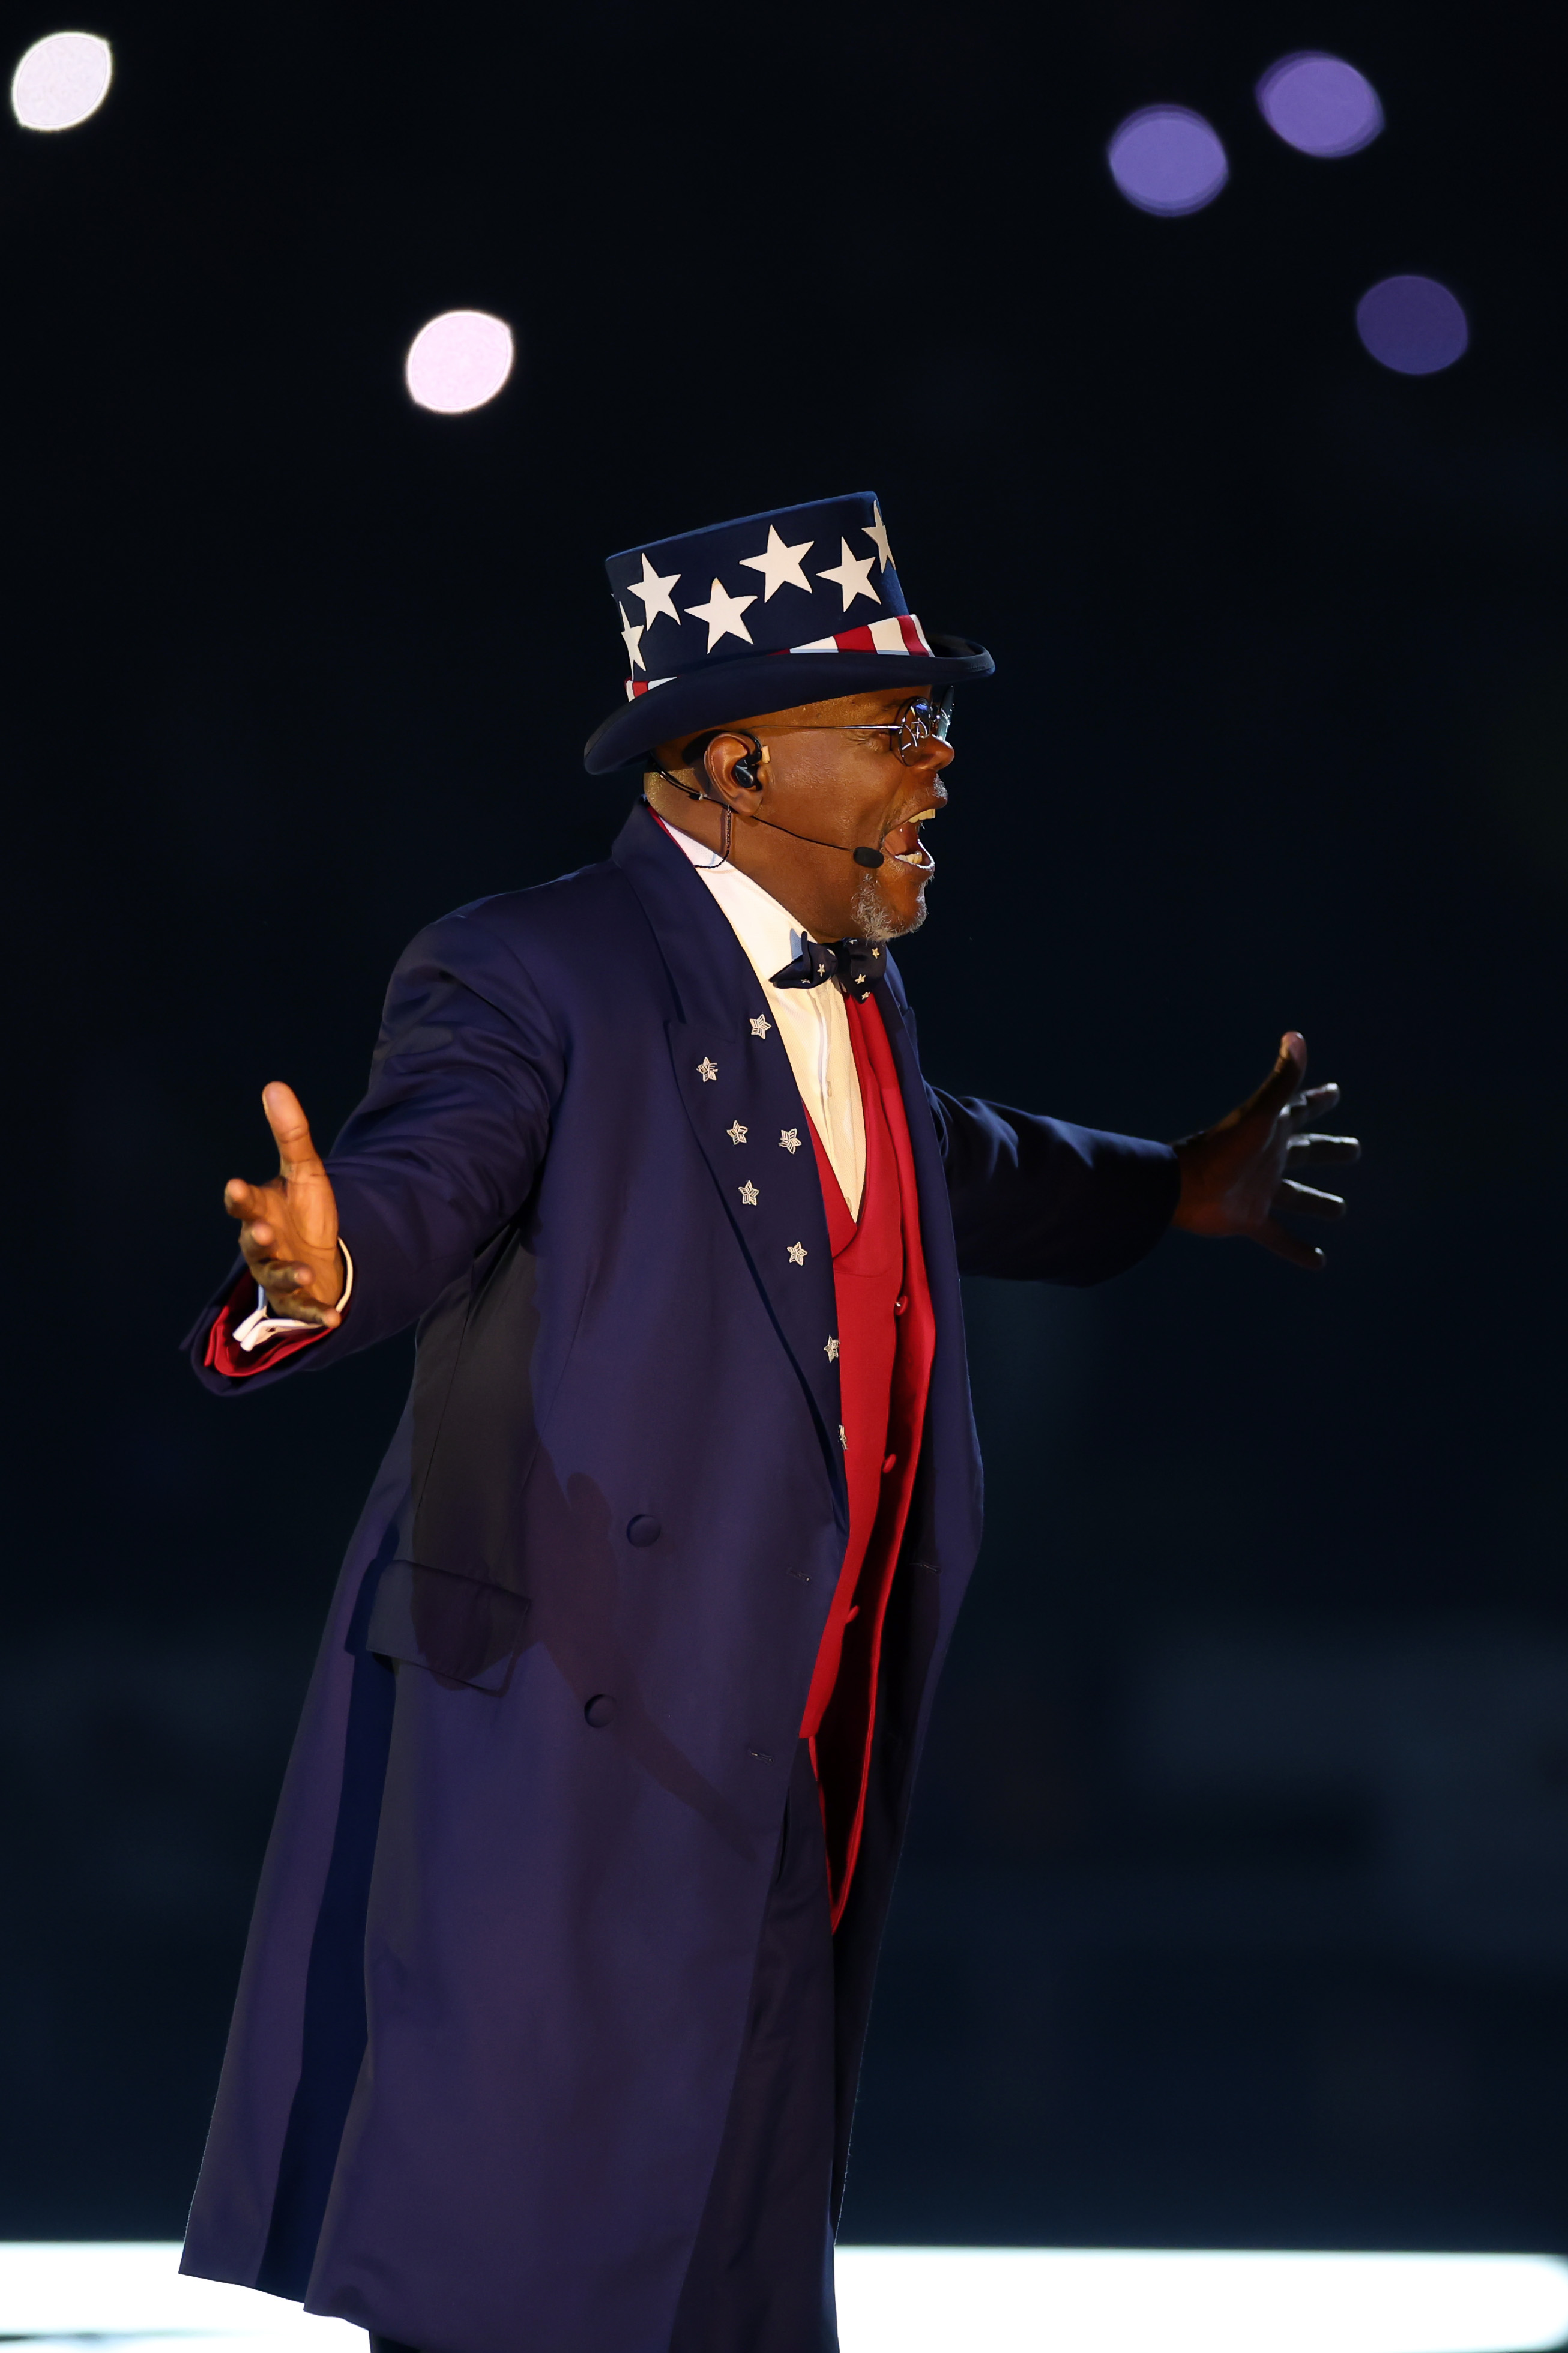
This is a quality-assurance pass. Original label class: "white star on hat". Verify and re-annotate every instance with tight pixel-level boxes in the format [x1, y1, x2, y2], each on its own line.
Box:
[627, 553, 681, 627]
[864, 501, 894, 571]
[618, 600, 645, 673]
[684, 577, 756, 652]
[816, 537, 880, 612]
[739, 525, 814, 600]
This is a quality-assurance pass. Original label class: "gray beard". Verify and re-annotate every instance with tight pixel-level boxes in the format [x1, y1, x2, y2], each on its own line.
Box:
[850, 869, 927, 943]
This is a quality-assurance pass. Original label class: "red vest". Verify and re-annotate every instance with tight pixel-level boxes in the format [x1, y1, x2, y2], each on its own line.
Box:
[800, 994, 936, 1928]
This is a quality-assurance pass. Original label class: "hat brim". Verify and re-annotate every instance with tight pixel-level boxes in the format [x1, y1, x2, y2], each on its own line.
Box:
[581, 633, 994, 776]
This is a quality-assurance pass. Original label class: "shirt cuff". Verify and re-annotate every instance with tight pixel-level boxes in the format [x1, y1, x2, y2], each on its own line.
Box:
[231, 1242, 355, 1354]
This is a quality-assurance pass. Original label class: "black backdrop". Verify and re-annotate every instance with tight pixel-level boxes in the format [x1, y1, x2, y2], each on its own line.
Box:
[4, 0, 1566, 2252]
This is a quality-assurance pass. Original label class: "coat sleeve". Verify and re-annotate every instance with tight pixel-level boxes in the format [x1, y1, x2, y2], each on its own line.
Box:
[185, 901, 567, 1392]
[927, 1084, 1180, 1286]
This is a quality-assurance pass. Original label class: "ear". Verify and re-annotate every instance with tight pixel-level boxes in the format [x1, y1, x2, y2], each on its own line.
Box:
[702, 732, 766, 806]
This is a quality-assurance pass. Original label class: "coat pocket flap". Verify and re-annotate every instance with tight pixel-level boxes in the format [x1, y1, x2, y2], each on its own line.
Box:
[367, 1557, 531, 1694]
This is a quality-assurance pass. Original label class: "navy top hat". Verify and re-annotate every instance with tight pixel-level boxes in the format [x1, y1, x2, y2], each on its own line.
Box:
[582, 491, 994, 774]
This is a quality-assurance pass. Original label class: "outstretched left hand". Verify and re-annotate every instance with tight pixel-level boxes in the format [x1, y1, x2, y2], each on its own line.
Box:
[1171, 1033, 1359, 1270]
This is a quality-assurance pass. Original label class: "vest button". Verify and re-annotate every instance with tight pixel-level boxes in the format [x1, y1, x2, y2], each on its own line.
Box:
[626, 1515, 662, 1547]
[882, 1452, 897, 1475]
[585, 1694, 617, 1728]
[894, 1294, 908, 1315]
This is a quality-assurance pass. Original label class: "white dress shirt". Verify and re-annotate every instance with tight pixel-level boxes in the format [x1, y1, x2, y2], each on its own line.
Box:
[662, 817, 866, 1217]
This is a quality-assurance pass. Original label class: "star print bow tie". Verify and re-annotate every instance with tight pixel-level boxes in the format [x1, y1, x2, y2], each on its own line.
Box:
[768, 938, 887, 1004]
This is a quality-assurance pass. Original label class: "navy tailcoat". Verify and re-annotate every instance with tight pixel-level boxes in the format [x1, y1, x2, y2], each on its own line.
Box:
[180, 805, 1177, 2353]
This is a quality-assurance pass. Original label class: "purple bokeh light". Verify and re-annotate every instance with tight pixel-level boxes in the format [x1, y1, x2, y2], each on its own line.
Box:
[1355, 276, 1469, 376]
[1256, 52, 1383, 157]
[1108, 107, 1229, 216]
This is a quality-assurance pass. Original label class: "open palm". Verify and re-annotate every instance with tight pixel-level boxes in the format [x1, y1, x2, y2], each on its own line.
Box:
[1171, 1033, 1360, 1270]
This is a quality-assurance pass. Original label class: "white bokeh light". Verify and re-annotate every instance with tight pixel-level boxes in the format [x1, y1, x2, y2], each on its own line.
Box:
[10, 30, 113, 131]
[405, 311, 515, 415]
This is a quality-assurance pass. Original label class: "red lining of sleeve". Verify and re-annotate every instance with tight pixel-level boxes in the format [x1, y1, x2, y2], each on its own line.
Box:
[204, 1269, 332, 1377]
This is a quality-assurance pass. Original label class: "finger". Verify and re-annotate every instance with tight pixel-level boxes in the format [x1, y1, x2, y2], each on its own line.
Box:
[1276, 1178, 1346, 1220]
[1288, 1082, 1340, 1126]
[262, 1081, 325, 1177]
[262, 1294, 342, 1330]
[257, 1262, 342, 1329]
[260, 1260, 319, 1296]
[1242, 1031, 1309, 1123]
[1286, 1132, 1361, 1165]
[1253, 1216, 1327, 1271]
[240, 1227, 290, 1278]
[224, 1177, 268, 1223]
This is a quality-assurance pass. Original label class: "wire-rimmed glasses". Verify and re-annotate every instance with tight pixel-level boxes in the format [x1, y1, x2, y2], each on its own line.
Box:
[771, 691, 954, 766]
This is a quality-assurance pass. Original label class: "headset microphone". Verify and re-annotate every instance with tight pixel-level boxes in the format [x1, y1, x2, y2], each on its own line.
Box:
[650, 749, 887, 868]
[750, 811, 885, 868]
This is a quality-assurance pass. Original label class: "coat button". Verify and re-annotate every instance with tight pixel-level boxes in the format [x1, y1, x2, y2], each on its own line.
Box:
[894, 1294, 908, 1315]
[626, 1515, 662, 1547]
[585, 1694, 617, 1728]
[882, 1452, 897, 1475]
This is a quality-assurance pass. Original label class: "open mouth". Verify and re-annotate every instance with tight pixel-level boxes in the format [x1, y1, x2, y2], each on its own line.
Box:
[883, 806, 939, 871]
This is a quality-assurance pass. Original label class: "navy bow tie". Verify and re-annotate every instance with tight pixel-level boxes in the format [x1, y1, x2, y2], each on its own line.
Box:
[768, 937, 887, 1004]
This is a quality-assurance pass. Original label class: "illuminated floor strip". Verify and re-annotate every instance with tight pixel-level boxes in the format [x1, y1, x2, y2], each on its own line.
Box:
[2, 2242, 1567, 2353]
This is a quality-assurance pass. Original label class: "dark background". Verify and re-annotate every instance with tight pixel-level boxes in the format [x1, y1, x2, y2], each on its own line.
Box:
[4, 0, 1565, 2253]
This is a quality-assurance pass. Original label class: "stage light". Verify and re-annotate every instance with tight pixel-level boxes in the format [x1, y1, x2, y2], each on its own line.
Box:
[10, 30, 112, 130]
[1108, 106, 1229, 216]
[834, 2250, 1568, 2353]
[1256, 53, 1383, 156]
[5, 2243, 1568, 2353]
[404, 311, 514, 415]
[1355, 275, 1469, 375]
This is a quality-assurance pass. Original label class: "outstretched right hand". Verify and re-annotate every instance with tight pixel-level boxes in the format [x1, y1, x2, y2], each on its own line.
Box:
[223, 1082, 346, 1328]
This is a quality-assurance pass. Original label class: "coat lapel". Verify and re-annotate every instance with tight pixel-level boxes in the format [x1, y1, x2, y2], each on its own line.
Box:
[612, 808, 847, 1501]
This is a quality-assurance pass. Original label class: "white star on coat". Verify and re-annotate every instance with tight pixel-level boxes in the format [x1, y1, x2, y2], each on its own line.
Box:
[627, 553, 681, 627]
[825, 1336, 840, 1361]
[738, 1181, 759, 1206]
[684, 576, 756, 652]
[816, 537, 880, 612]
[750, 1014, 771, 1038]
[863, 501, 894, 572]
[697, 1057, 718, 1082]
[618, 600, 645, 674]
[787, 1242, 807, 1266]
[738, 525, 814, 600]
[779, 1128, 802, 1155]
[726, 1120, 747, 1144]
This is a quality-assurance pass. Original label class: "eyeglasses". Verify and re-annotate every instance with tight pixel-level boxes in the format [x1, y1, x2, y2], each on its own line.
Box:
[769, 692, 954, 766]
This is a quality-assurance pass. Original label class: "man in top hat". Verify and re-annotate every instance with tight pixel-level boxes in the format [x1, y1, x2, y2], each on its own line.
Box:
[179, 494, 1356, 2353]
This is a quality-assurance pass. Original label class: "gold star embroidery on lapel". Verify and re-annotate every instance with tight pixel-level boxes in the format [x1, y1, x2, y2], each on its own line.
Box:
[738, 1181, 759, 1206]
[825, 1336, 839, 1360]
[786, 1242, 807, 1266]
[779, 1128, 802, 1154]
[726, 1120, 747, 1144]
[697, 1057, 718, 1082]
[750, 1015, 771, 1038]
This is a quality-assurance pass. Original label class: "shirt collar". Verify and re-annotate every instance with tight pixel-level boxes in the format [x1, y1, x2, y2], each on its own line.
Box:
[655, 810, 816, 988]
